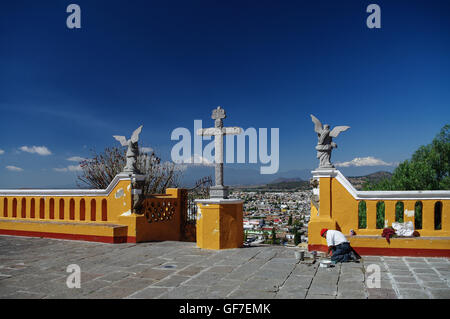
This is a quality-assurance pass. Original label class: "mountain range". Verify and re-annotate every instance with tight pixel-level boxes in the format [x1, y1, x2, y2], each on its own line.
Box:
[179, 165, 395, 189]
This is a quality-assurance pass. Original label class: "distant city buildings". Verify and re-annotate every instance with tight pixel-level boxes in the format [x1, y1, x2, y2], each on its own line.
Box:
[231, 190, 311, 245]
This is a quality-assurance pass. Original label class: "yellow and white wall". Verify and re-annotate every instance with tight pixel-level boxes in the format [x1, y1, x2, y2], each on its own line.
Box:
[308, 169, 450, 257]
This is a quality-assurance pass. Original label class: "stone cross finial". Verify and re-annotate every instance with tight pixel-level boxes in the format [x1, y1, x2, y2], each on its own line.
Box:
[197, 107, 242, 198]
[212, 106, 226, 128]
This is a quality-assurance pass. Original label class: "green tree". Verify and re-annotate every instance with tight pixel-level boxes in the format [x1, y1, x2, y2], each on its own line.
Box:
[364, 125, 450, 191]
[288, 215, 293, 226]
[358, 201, 367, 229]
[395, 202, 404, 223]
[271, 228, 277, 245]
[294, 230, 302, 245]
[376, 201, 385, 229]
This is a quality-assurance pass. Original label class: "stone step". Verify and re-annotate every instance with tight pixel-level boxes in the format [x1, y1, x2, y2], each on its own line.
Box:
[0, 218, 129, 243]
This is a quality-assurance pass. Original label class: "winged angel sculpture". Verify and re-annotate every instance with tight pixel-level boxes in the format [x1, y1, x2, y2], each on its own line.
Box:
[113, 125, 143, 173]
[311, 115, 350, 168]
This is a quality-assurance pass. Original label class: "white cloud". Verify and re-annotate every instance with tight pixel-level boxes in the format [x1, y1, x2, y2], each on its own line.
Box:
[19, 146, 52, 156]
[0, 149, 4, 155]
[66, 156, 87, 162]
[335, 156, 395, 167]
[6, 165, 23, 172]
[53, 165, 82, 173]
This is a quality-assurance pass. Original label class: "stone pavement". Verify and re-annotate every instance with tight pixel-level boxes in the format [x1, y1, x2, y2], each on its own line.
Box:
[0, 236, 449, 299]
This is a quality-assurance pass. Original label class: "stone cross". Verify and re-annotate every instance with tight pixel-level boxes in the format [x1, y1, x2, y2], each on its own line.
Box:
[197, 106, 242, 198]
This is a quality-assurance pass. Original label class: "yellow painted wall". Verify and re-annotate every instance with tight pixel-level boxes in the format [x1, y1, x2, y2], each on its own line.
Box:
[308, 172, 450, 254]
[196, 202, 244, 250]
[0, 176, 188, 244]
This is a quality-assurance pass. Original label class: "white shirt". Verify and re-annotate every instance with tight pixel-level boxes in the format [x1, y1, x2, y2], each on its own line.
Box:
[326, 230, 348, 247]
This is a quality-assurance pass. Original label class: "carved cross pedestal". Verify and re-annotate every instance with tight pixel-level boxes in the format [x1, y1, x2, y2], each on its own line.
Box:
[197, 106, 242, 199]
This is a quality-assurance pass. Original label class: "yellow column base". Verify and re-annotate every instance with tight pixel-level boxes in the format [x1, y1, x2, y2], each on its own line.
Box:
[307, 218, 339, 249]
[195, 199, 244, 250]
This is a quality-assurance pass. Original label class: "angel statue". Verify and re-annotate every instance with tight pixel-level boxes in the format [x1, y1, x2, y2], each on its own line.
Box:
[311, 115, 350, 168]
[113, 125, 143, 174]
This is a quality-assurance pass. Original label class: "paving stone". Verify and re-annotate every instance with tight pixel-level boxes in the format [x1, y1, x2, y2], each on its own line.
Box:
[268, 258, 299, 265]
[283, 274, 313, 288]
[205, 284, 237, 298]
[411, 268, 438, 274]
[313, 272, 339, 285]
[127, 287, 169, 299]
[152, 275, 190, 287]
[159, 285, 208, 299]
[79, 272, 104, 283]
[339, 272, 365, 282]
[406, 262, 429, 268]
[207, 265, 236, 274]
[184, 272, 224, 286]
[305, 294, 336, 299]
[135, 268, 175, 280]
[428, 288, 450, 299]
[336, 291, 366, 299]
[79, 279, 112, 295]
[228, 289, 276, 299]
[96, 271, 131, 282]
[309, 280, 337, 296]
[392, 276, 419, 284]
[0, 285, 23, 297]
[386, 265, 409, 271]
[372, 280, 396, 289]
[421, 281, 450, 289]
[176, 266, 206, 277]
[367, 288, 398, 299]
[361, 256, 383, 262]
[224, 261, 265, 280]
[363, 262, 389, 272]
[405, 257, 426, 262]
[398, 289, 431, 299]
[253, 268, 292, 281]
[1, 236, 449, 299]
[292, 264, 318, 276]
[427, 262, 449, 268]
[338, 280, 365, 290]
[276, 288, 308, 299]
[240, 277, 280, 292]
[389, 270, 412, 276]
[2, 291, 46, 299]
[111, 277, 155, 290]
[395, 283, 423, 290]
[86, 286, 138, 299]
[416, 274, 442, 282]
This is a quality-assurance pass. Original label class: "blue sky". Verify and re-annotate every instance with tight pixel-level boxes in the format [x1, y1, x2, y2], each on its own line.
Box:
[0, 0, 449, 188]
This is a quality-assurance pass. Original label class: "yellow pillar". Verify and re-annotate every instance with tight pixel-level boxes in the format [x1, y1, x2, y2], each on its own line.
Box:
[404, 201, 416, 224]
[422, 201, 434, 232]
[366, 201, 377, 230]
[307, 170, 339, 250]
[385, 201, 395, 227]
[319, 177, 332, 219]
[195, 199, 244, 250]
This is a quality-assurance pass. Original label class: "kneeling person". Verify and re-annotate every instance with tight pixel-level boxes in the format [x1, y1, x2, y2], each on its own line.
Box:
[320, 229, 358, 263]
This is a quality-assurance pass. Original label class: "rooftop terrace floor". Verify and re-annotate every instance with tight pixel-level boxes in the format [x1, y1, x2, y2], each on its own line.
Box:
[0, 236, 449, 299]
